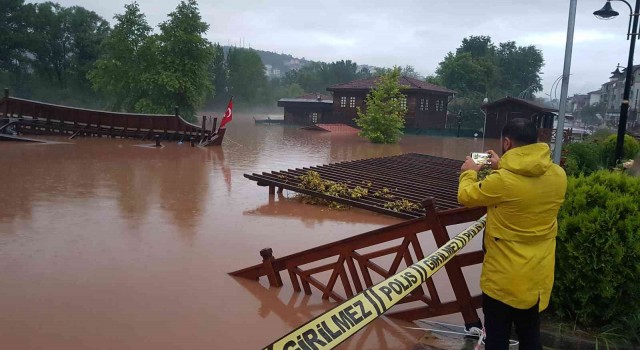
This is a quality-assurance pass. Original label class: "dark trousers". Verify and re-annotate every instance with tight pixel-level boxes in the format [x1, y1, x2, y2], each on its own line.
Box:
[483, 293, 542, 350]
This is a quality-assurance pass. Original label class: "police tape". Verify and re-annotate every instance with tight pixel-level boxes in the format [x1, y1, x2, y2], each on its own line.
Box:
[263, 215, 487, 350]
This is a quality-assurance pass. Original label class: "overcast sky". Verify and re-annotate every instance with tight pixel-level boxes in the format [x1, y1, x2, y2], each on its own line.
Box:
[40, 0, 638, 97]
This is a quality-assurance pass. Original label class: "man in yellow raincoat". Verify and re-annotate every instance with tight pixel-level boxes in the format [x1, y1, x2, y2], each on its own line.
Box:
[458, 118, 567, 349]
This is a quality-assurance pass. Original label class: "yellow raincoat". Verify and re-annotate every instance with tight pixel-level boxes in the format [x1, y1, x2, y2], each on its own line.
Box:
[458, 143, 567, 311]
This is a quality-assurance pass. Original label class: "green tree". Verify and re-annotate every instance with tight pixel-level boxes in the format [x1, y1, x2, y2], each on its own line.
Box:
[89, 0, 213, 120]
[355, 67, 407, 144]
[208, 43, 227, 107]
[226, 47, 268, 105]
[496, 41, 544, 98]
[270, 81, 305, 101]
[457, 35, 495, 58]
[435, 52, 497, 96]
[429, 35, 544, 130]
[281, 60, 371, 94]
[65, 6, 111, 91]
[374, 65, 421, 79]
[0, 0, 33, 93]
[138, 0, 213, 118]
[88, 2, 152, 110]
[29, 3, 109, 90]
[432, 36, 543, 99]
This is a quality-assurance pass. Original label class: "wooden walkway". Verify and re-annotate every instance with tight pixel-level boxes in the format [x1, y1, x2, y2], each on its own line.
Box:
[244, 153, 463, 219]
[1, 89, 223, 144]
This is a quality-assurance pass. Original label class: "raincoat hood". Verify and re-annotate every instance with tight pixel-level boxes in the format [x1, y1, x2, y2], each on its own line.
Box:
[499, 143, 552, 177]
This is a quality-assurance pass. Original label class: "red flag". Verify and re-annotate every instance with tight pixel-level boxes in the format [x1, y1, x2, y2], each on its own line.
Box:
[219, 97, 233, 129]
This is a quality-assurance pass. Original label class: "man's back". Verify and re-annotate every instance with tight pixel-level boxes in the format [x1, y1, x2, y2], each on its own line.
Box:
[458, 142, 567, 311]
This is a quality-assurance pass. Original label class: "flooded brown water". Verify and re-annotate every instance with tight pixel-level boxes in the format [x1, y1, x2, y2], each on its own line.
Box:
[0, 115, 500, 350]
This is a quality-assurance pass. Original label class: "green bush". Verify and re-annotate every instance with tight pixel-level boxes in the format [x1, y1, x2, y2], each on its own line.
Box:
[563, 142, 603, 176]
[588, 128, 614, 144]
[552, 171, 640, 327]
[600, 134, 640, 167]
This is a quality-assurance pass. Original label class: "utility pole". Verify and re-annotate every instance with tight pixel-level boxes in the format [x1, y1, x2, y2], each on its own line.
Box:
[553, 0, 577, 164]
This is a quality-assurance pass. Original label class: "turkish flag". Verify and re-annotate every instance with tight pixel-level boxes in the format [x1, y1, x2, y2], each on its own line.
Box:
[219, 97, 233, 129]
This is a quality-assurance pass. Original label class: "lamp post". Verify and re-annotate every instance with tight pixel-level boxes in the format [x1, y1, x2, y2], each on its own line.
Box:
[553, 0, 577, 165]
[594, 0, 640, 165]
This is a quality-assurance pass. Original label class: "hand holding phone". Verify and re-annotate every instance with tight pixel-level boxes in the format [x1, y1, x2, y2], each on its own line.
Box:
[471, 152, 490, 165]
[486, 150, 500, 170]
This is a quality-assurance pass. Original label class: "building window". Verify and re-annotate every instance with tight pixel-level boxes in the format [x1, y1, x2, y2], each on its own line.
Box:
[349, 97, 356, 108]
[340, 96, 346, 108]
[400, 97, 407, 109]
[419, 98, 429, 111]
[311, 112, 318, 124]
[435, 100, 443, 112]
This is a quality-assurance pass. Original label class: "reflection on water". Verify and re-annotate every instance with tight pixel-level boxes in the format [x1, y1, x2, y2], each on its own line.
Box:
[234, 277, 422, 350]
[0, 116, 499, 349]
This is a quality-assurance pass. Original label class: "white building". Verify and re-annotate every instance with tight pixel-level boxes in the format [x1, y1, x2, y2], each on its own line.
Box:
[596, 65, 640, 125]
[588, 90, 601, 106]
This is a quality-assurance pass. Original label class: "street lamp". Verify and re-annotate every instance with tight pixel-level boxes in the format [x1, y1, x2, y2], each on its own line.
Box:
[594, 0, 640, 165]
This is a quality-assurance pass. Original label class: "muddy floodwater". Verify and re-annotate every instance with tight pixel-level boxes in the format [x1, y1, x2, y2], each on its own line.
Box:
[0, 115, 500, 350]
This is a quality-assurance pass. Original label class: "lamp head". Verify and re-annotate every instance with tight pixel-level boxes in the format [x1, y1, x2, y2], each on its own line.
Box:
[594, 1, 619, 20]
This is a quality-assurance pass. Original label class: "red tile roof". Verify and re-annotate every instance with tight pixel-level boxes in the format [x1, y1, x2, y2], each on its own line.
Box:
[327, 76, 455, 94]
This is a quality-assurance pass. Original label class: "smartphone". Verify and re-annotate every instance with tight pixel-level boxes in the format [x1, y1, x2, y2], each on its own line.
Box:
[471, 152, 490, 165]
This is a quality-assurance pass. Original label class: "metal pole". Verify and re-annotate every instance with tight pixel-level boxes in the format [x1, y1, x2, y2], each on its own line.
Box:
[615, 0, 640, 165]
[553, 0, 577, 164]
[481, 110, 487, 150]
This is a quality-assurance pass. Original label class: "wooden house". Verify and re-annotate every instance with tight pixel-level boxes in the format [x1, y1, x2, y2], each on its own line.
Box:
[277, 93, 333, 125]
[325, 76, 456, 129]
[481, 96, 557, 139]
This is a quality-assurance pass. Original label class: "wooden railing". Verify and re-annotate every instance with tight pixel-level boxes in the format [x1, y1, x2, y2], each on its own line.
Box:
[0, 89, 214, 142]
[230, 198, 486, 326]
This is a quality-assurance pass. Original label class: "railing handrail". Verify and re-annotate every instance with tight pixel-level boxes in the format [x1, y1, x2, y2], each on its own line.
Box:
[229, 205, 485, 280]
[0, 95, 202, 130]
[259, 216, 487, 350]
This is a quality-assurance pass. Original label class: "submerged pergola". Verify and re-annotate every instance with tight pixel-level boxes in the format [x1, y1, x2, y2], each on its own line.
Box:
[244, 153, 464, 219]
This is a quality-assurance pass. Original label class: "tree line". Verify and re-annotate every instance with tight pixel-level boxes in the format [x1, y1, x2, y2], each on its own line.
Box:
[1, 1, 544, 124]
[427, 35, 545, 129]
[1, 0, 110, 107]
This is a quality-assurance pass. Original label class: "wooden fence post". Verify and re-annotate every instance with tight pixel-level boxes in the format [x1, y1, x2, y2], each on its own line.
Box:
[260, 248, 283, 287]
[201, 115, 207, 143]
